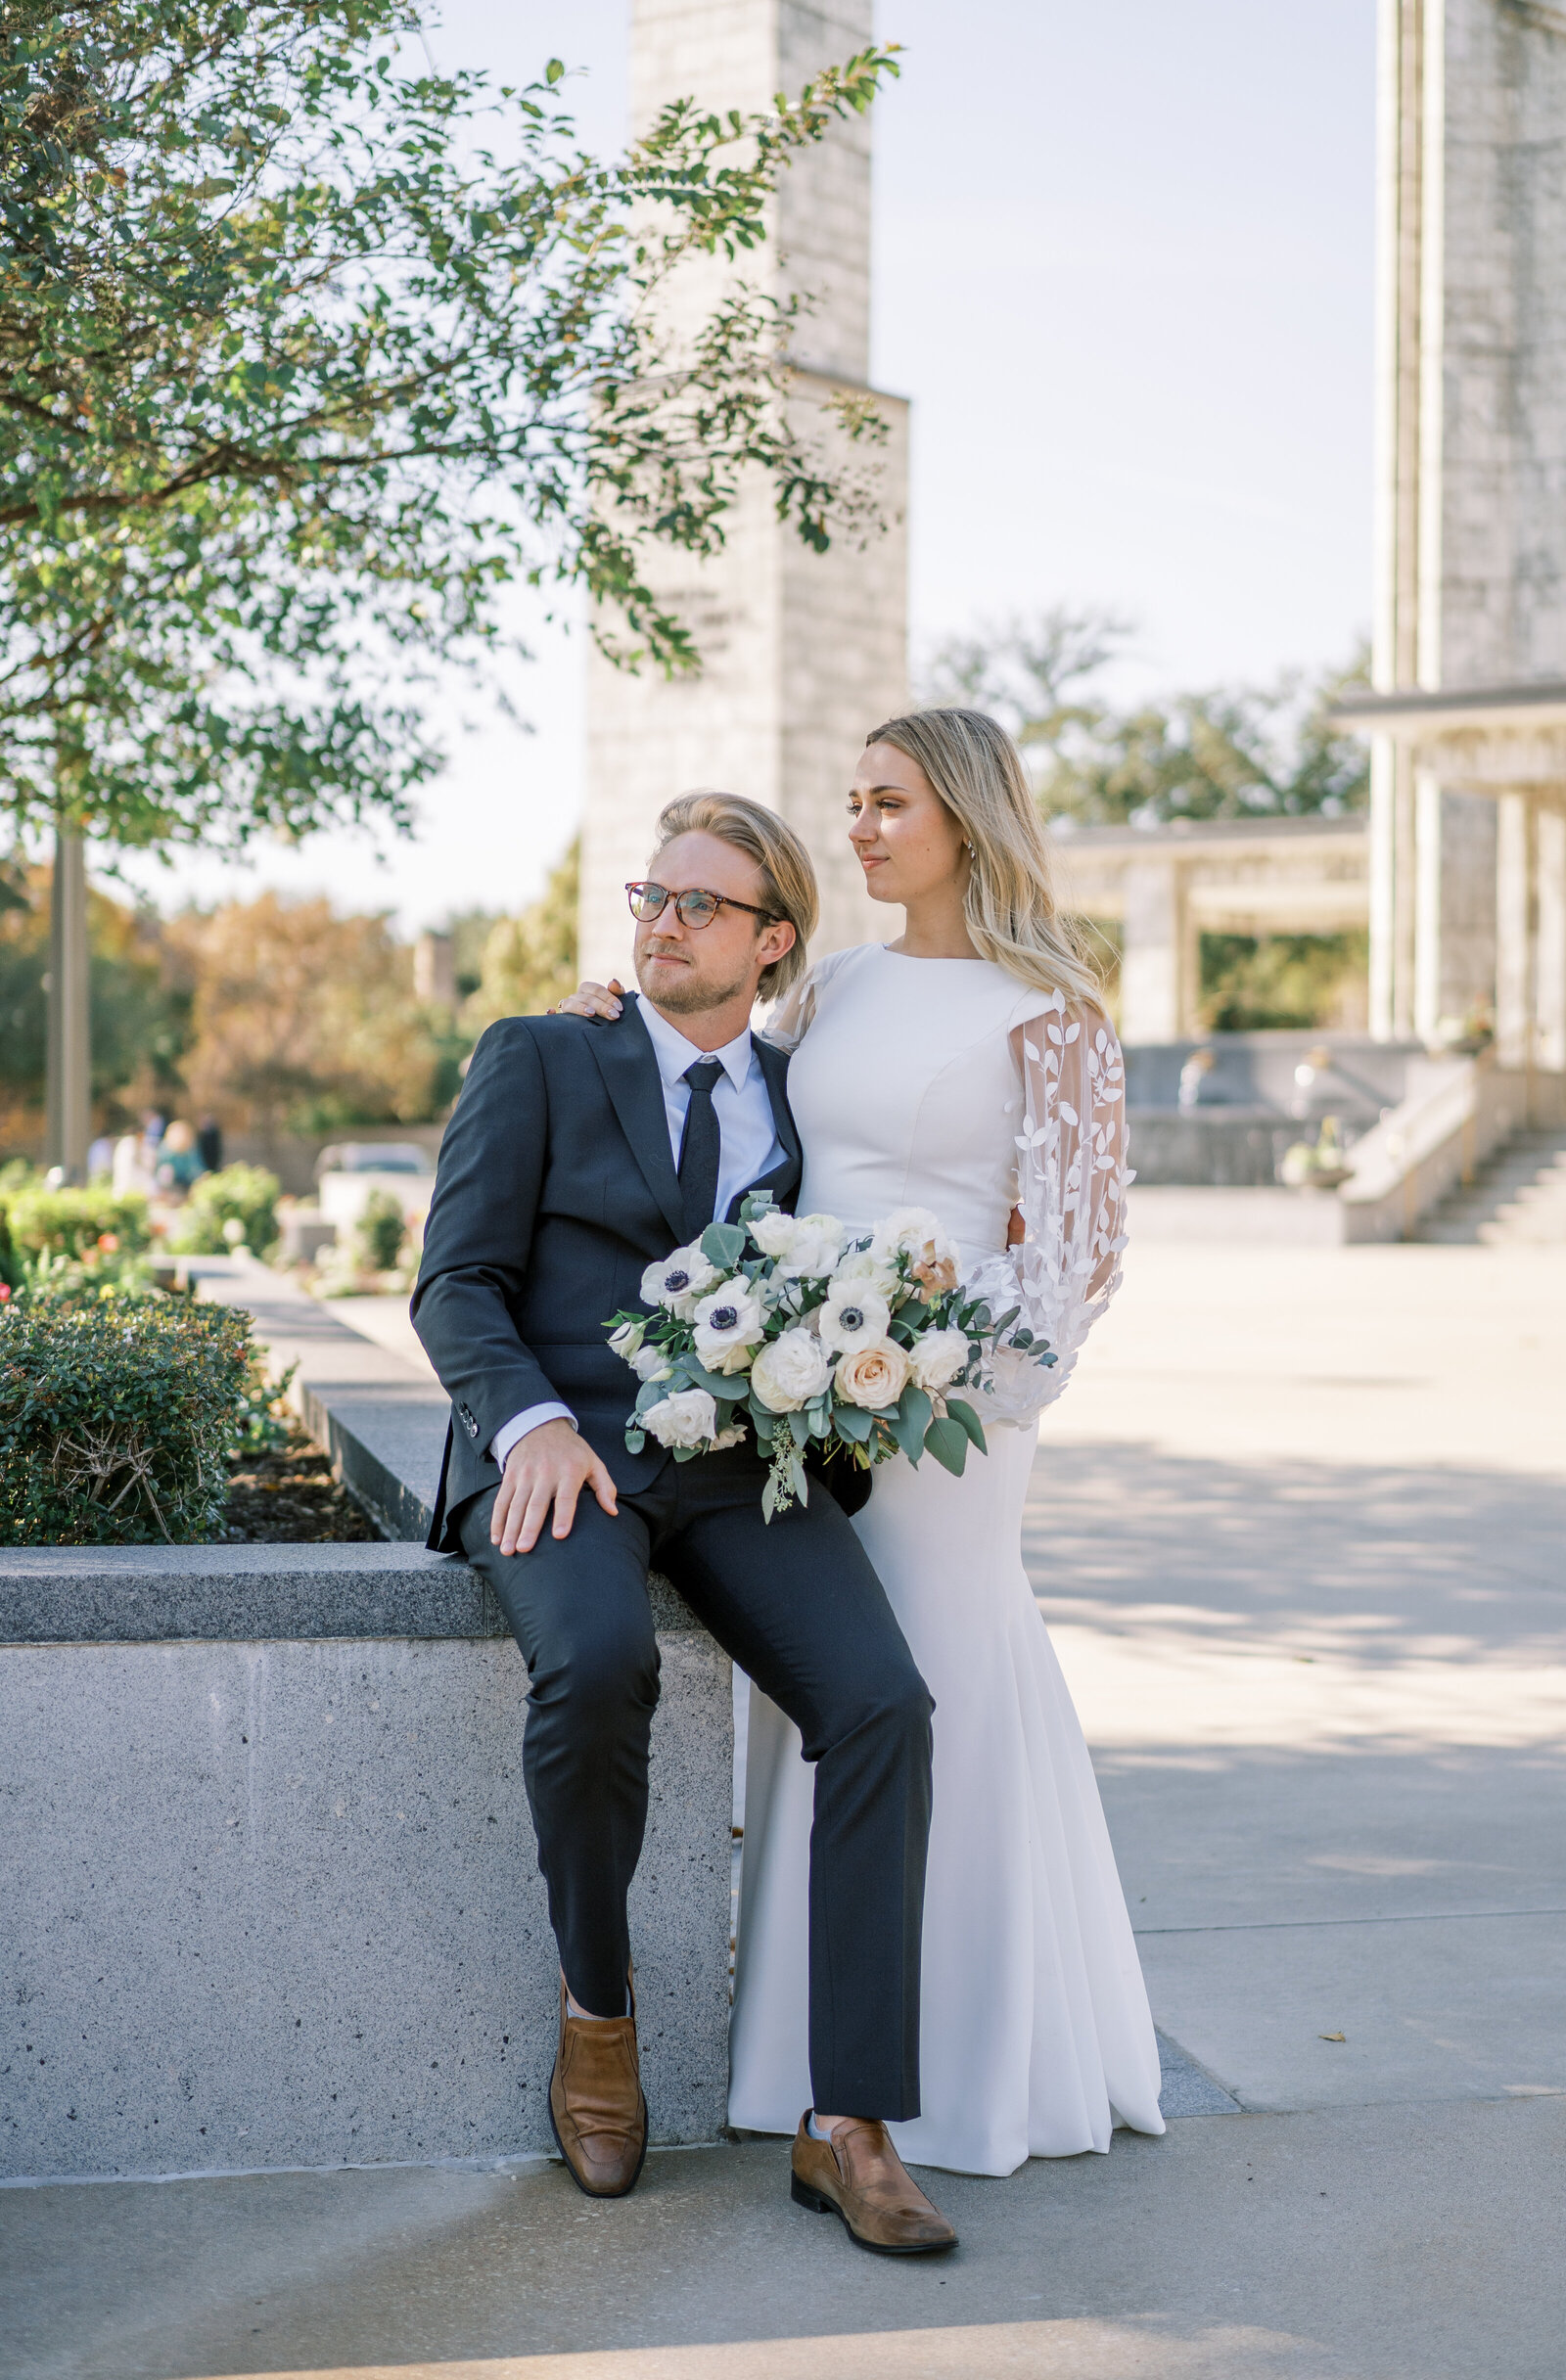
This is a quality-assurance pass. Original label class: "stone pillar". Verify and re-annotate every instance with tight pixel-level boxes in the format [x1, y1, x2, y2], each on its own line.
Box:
[1495, 793, 1533, 1070]
[1119, 857, 1186, 1044]
[413, 931, 457, 1010]
[46, 829, 90, 1182]
[1538, 806, 1566, 1077]
[1412, 778, 1498, 1043]
[578, 0, 906, 987]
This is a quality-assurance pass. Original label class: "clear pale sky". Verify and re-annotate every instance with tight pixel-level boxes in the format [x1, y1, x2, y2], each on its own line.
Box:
[127, 0, 1377, 929]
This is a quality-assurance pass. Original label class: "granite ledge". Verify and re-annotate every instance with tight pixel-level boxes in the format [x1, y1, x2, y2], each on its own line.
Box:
[0, 1543, 701, 1648]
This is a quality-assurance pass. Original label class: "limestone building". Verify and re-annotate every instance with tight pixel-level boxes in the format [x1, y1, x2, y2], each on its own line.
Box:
[1341, 0, 1566, 1088]
[577, 0, 908, 987]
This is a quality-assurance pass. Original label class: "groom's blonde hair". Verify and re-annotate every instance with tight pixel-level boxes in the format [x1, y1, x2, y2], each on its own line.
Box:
[864, 708, 1100, 1004]
[653, 792, 818, 1000]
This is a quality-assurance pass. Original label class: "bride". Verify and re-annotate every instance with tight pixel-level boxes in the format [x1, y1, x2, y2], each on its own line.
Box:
[564, 706, 1164, 2175]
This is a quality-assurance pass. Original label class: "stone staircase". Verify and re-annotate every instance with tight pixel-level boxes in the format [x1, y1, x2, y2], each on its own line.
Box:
[1412, 1127, 1566, 1244]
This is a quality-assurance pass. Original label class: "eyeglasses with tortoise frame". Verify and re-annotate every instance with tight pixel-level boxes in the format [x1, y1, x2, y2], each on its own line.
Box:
[624, 881, 781, 930]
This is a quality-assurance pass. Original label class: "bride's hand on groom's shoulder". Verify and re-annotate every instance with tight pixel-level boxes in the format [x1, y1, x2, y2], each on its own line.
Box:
[491, 1419, 619, 1557]
[550, 978, 624, 1021]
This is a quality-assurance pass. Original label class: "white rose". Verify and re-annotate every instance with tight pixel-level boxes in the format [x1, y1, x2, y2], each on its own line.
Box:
[869, 1206, 945, 1263]
[631, 1344, 673, 1383]
[748, 1210, 799, 1259]
[641, 1387, 717, 1449]
[776, 1213, 846, 1280]
[832, 1244, 901, 1299]
[750, 1327, 833, 1413]
[907, 1326, 971, 1394]
[834, 1339, 910, 1410]
[641, 1242, 720, 1319]
[710, 1421, 750, 1451]
[817, 1277, 893, 1357]
[609, 1318, 646, 1361]
[693, 1278, 767, 1372]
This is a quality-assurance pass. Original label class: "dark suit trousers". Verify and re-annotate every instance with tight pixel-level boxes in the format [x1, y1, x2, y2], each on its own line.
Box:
[456, 1452, 934, 2121]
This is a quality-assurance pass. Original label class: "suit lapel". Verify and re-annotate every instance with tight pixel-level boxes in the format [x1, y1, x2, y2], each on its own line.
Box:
[584, 997, 687, 1245]
[734, 1032, 803, 1216]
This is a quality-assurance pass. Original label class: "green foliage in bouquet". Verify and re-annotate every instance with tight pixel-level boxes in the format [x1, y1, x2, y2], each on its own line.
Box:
[606, 1194, 1054, 1522]
[0, 1297, 282, 1544]
[169, 1165, 281, 1258]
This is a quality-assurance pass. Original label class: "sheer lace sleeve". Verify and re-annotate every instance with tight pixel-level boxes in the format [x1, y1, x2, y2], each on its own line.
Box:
[760, 944, 860, 1054]
[966, 993, 1131, 1423]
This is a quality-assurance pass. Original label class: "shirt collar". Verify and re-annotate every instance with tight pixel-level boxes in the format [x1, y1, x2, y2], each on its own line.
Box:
[637, 997, 756, 1095]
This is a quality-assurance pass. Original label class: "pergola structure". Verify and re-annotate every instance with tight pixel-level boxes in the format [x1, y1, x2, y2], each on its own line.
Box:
[1055, 816, 1369, 1044]
[1334, 682, 1566, 1074]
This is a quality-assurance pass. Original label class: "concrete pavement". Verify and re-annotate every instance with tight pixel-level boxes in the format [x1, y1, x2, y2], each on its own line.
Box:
[5, 1240, 1564, 2378]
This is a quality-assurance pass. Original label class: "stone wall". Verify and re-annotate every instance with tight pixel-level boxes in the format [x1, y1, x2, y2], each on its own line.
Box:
[1, 1550, 732, 2183]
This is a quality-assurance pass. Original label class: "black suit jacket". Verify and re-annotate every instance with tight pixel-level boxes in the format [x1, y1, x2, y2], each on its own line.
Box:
[411, 996, 802, 1551]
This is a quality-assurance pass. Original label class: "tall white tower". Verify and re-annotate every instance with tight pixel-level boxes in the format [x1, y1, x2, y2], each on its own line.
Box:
[1367, 0, 1566, 1051]
[577, 0, 909, 986]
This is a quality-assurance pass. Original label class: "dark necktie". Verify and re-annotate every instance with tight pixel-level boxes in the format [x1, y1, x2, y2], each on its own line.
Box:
[677, 1058, 724, 1242]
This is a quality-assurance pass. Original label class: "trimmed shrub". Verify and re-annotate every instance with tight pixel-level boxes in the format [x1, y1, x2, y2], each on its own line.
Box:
[2, 1184, 152, 1261]
[169, 1164, 282, 1258]
[0, 1299, 272, 1544]
[356, 1188, 407, 1272]
[0, 1200, 20, 1296]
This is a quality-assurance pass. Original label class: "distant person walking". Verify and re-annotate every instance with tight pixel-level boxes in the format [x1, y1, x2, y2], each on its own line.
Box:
[156, 1121, 206, 1196]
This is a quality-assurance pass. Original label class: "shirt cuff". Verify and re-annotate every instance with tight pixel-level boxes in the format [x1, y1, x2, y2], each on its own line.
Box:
[490, 1403, 576, 1472]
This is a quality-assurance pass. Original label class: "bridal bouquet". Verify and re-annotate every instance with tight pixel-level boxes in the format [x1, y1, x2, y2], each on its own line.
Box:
[604, 1194, 1055, 1520]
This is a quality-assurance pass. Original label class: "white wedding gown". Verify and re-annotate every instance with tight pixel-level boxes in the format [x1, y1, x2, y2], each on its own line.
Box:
[727, 942, 1166, 2174]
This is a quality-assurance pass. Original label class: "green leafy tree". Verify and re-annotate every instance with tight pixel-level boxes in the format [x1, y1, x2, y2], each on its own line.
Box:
[2, 1, 897, 857]
[462, 836, 579, 1031]
[923, 611, 1370, 826]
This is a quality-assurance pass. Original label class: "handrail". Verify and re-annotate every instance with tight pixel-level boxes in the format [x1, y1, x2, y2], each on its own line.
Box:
[1338, 1051, 1532, 1240]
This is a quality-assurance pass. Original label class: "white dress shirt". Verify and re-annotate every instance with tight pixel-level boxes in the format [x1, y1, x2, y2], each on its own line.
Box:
[490, 1001, 786, 1472]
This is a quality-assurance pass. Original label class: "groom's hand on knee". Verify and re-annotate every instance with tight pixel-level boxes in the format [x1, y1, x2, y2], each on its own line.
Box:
[492, 1420, 619, 1555]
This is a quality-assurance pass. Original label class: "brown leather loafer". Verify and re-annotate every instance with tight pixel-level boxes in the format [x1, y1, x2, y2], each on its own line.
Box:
[548, 1977, 647, 2198]
[791, 2111, 957, 2254]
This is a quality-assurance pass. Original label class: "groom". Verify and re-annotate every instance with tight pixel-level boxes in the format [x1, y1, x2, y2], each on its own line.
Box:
[412, 792, 955, 2253]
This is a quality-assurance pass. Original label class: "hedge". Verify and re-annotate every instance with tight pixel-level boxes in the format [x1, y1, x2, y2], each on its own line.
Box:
[0, 1299, 271, 1545]
[2, 1184, 152, 1262]
[169, 1164, 282, 1257]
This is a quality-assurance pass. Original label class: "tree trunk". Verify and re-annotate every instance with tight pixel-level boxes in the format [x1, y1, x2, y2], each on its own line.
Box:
[46, 827, 91, 1181]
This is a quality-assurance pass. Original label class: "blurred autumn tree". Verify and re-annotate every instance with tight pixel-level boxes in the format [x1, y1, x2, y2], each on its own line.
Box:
[164, 894, 447, 1141]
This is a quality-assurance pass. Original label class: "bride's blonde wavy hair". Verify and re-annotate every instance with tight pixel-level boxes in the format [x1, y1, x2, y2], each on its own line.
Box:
[863, 708, 1100, 1002]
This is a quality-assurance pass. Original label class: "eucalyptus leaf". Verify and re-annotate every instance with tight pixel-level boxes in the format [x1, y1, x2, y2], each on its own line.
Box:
[923, 1415, 970, 1477]
[944, 1396, 988, 1453]
[886, 1394, 928, 1465]
[700, 1221, 748, 1271]
[833, 1403, 874, 1443]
